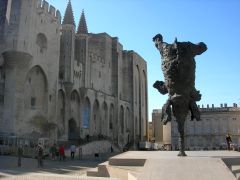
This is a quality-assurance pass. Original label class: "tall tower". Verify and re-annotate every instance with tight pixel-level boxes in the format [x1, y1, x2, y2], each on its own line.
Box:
[59, 0, 76, 141]
[77, 10, 88, 34]
[59, 0, 75, 83]
[76, 10, 90, 87]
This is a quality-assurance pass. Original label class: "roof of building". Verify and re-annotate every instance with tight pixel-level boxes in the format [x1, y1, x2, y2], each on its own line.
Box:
[77, 10, 88, 34]
[62, 0, 75, 26]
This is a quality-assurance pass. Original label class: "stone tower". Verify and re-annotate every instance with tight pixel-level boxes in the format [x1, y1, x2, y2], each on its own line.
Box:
[58, 0, 76, 140]
[59, 0, 75, 84]
[76, 10, 90, 88]
[0, 0, 61, 136]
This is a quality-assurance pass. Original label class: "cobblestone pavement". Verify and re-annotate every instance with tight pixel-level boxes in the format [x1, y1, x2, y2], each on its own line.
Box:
[0, 155, 113, 179]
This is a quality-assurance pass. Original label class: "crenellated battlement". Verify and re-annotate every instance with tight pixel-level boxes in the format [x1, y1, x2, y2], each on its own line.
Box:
[37, 0, 61, 22]
[197, 103, 240, 113]
[198, 103, 239, 109]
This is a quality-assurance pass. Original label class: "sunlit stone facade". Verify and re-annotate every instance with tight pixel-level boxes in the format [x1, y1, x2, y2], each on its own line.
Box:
[152, 104, 240, 150]
[0, 0, 148, 148]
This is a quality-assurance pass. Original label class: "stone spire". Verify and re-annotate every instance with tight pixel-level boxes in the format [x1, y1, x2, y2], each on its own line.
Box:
[77, 10, 88, 34]
[62, 0, 75, 26]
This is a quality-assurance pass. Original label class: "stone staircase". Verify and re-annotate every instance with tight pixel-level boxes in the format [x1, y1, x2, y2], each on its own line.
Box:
[87, 153, 146, 180]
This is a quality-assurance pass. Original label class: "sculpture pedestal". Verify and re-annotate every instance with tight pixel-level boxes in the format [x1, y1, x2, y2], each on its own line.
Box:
[103, 151, 239, 180]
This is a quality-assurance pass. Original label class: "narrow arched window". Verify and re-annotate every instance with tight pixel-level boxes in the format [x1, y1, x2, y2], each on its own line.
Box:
[36, 33, 47, 53]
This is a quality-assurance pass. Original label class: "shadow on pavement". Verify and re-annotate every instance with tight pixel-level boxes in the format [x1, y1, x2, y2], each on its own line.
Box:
[0, 155, 112, 176]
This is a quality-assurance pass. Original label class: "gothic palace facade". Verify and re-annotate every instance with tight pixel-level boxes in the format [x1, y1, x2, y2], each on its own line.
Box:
[0, 0, 148, 147]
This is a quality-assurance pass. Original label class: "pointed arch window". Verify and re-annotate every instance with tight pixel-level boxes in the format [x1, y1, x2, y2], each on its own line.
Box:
[36, 33, 47, 53]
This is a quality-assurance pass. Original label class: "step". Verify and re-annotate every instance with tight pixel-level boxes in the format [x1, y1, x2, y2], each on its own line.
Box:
[86, 170, 99, 177]
[87, 161, 110, 177]
[108, 165, 143, 180]
[109, 157, 146, 166]
[97, 161, 110, 177]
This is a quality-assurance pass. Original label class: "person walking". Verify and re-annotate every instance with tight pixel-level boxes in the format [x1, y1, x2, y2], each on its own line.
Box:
[17, 145, 23, 167]
[226, 133, 232, 150]
[50, 143, 57, 160]
[70, 144, 76, 160]
[59, 145, 65, 161]
[36, 143, 43, 168]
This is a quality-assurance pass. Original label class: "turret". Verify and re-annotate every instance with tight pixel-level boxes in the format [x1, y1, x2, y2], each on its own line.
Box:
[77, 10, 88, 34]
[62, 0, 75, 26]
[75, 9, 89, 87]
[59, 0, 76, 83]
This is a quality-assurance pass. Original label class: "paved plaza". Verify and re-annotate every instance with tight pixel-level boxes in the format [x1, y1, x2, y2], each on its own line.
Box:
[1, 151, 240, 180]
[0, 155, 116, 179]
[87, 151, 240, 180]
[110, 151, 240, 180]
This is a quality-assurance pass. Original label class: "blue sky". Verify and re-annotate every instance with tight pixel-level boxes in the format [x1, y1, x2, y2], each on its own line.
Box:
[48, 0, 240, 121]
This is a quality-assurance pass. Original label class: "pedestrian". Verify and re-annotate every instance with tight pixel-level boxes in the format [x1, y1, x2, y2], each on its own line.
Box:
[17, 145, 23, 167]
[86, 134, 89, 142]
[36, 143, 43, 168]
[110, 146, 113, 153]
[226, 133, 232, 150]
[50, 143, 57, 160]
[59, 145, 65, 161]
[70, 144, 76, 160]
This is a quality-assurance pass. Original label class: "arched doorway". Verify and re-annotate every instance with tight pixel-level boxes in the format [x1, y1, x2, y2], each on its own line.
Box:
[24, 65, 48, 113]
[70, 90, 80, 125]
[68, 119, 78, 140]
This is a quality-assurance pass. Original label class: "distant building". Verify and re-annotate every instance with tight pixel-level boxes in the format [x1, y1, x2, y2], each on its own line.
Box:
[0, 0, 148, 148]
[153, 103, 240, 150]
[148, 122, 153, 141]
[152, 109, 171, 145]
[152, 109, 163, 143]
